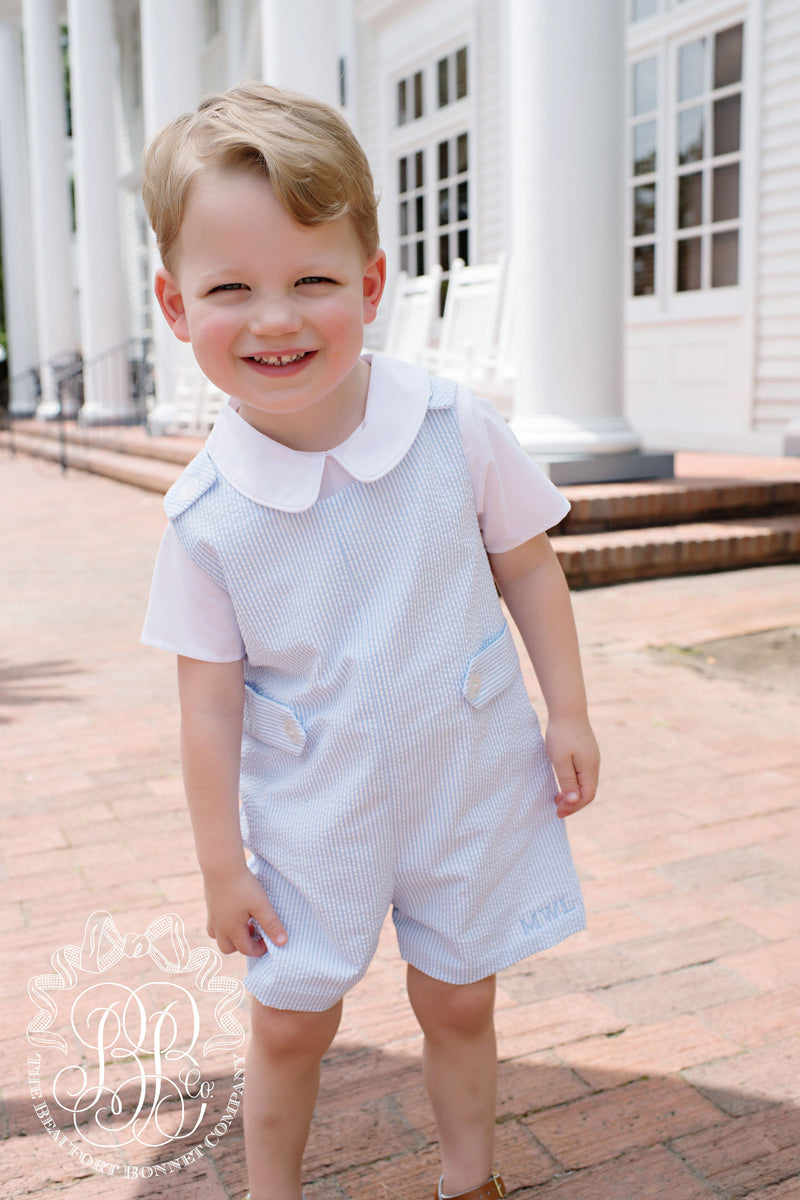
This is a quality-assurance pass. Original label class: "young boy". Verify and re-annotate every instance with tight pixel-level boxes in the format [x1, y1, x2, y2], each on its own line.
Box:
[141, 83, 599, 1200]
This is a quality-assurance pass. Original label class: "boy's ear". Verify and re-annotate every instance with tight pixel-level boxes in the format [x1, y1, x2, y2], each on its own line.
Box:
[154, 267, 191, 343]
[362, 250, 387, 326]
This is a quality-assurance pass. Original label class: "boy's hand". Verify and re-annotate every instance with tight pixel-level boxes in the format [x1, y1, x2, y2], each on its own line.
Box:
[545, 715, 600, 819]
[203, 867, 288, 957]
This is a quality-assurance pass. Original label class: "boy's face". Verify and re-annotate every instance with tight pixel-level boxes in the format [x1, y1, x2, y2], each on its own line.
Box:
[155, 166, 385, 448]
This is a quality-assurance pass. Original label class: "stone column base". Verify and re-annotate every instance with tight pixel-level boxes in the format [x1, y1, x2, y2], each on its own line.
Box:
[533, 450, 675, 486]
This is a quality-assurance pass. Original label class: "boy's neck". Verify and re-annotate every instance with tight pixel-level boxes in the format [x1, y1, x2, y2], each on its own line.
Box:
[237, 358, 371, 453]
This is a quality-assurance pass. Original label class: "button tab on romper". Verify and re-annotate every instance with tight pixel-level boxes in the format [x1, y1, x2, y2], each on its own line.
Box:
[284, 717, 302, 745]
[467, 672, 482, 700]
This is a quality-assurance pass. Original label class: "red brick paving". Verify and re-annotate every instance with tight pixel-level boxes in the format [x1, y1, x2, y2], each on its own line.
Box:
[1, 454, 799, 1199]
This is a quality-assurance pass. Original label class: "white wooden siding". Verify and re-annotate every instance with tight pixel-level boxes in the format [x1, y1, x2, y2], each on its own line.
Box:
[753, 0, 800, 431]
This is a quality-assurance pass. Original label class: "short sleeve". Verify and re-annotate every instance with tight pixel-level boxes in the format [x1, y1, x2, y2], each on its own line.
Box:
[141, 524, 245, 662]
[456, 386, 570, 553]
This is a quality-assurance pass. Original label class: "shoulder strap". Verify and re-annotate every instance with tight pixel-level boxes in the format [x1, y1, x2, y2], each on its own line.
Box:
[428, 374, 458, 411]
[164, 449, 219, 520]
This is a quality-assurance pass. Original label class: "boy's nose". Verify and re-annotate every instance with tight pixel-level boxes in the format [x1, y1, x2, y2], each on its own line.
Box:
[248, 298, 303, 336]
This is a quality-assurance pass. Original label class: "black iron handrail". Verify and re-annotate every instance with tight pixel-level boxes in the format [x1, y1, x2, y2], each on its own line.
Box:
[0, 337, 153, 471]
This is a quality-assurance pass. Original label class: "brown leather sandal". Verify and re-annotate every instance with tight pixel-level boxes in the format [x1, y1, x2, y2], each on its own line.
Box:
[434, 1173, 506, 1200]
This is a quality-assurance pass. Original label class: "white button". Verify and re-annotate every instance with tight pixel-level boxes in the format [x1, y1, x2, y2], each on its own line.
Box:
[467, 673, 481, 700]
[283, 717, 301, 744]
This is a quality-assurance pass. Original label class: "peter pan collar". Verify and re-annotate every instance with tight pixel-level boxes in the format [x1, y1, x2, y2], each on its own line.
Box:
[205, 353, 430, 512]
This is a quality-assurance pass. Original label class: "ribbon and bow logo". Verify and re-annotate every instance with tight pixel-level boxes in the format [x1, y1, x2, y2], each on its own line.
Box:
[26, 910, 246, 1172]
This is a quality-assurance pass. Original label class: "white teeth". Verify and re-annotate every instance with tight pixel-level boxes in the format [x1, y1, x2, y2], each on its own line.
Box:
[251, 352, 307, 366]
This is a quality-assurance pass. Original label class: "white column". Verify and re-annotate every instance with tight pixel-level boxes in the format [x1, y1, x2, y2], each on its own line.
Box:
[225, 0, 247, 85]
[509, 0, 639, 460]
[68, 0, 134, 424]
[260, 0, 339, 104]
[140, 0, 201, 433]
[21, 0, 79, 419]
[0, 20, 39, 416]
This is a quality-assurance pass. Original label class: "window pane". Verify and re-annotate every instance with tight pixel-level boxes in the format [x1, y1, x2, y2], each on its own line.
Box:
[399, 157, 408, 194]
[677, 237, 702, 291]
[438, 140, 449, 180]
[399, 200, 408, 237]
[713, 162, 739, 221]
[397, 79, 407, 125]
[457, 180, 468, 221]
[633, 120, 657, 175]
[678, 172, 702, 228]
[712, 229, 738, 286]
[715, 24, 743, 89]
[634, 183, 656, 236]
[439, 187, 450, 226]
[678, 38, 705, 102]
[456, 47, 468, 98]
[413, 70, 423, 119]
[415, 150, 424, 189]
[416, 240, 426, 276]
[457, 133, 468, 173]
[677, 106, 703, 165]
[439, 233, 450, 271]
[458, 227, 469, 264]
[633, 244, 655, 295]
[714, 93, 740, 156]
[438, 57, 448, 108]
[633, 57, 658, 115]
[400, 243, 409, 272]
[632, 0, 659, 20]
[415, 194, 425, 232]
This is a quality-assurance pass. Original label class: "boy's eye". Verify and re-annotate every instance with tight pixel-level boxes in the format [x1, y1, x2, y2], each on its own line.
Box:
[210, 282, 246, 293]
[296, 276, 335, 286]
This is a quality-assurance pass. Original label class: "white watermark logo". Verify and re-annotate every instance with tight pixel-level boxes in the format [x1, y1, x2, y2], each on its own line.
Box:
[27, 910, 246, 1180]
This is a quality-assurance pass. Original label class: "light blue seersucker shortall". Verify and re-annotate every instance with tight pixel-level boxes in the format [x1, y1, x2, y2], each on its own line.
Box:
[164, 375, 585, 1011]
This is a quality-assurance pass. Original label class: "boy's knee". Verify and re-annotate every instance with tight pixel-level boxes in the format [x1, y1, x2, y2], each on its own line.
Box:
[249, 997, 342, 1062]
[407, 967, 496, 1039]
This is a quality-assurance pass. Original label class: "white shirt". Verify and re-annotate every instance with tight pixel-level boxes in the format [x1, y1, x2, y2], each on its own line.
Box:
[142, 354, 569, 662]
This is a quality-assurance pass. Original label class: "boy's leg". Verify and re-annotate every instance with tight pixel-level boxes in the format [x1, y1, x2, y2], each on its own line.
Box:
[406, 965, 497, 1196]
[244, 996, 342, 1200]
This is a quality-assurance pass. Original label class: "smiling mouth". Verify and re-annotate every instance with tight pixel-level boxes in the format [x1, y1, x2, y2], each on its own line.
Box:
[249, 352, 311, 366]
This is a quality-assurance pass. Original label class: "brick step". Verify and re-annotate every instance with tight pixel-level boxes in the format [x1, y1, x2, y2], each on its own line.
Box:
[558, 476, 800, 532]
[0, 429, 182, 494]
[7, 418, 800, 531]
[4, 423, 800, 588]
[1, 418, 198, 467]
[552, 515, 800, 588]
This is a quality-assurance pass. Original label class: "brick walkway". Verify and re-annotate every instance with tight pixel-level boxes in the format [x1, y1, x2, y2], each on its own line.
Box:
[1, 454, 798, 1200]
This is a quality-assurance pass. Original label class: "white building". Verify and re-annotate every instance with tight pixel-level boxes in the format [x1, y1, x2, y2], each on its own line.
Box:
[0, 0, 798, 458]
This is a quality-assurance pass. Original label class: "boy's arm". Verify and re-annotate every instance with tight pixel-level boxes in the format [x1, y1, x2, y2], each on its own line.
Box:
[488, 533, 599, 817]
[177, 655, 288, 954]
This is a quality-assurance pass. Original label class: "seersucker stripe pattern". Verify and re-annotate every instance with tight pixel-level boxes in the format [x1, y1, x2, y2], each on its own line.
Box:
[166, 375, 585, 1011]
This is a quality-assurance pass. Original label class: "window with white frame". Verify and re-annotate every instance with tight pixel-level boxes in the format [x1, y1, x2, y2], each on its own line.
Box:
[675, 23, 743, 291]
[628, 15, 744, 301]
[398, 149, 427, 276]
[630, 56, 658, 295]
[392, 45, 471, 308]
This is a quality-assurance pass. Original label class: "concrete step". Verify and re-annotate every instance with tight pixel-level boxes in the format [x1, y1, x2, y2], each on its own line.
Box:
[4, 421, 800, 588]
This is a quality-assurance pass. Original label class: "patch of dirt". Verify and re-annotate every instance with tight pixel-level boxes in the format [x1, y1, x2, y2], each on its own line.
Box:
[654, 626, 800, 696]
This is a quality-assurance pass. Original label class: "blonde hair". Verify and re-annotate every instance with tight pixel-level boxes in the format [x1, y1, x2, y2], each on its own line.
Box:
[142, 82, 379, 271]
